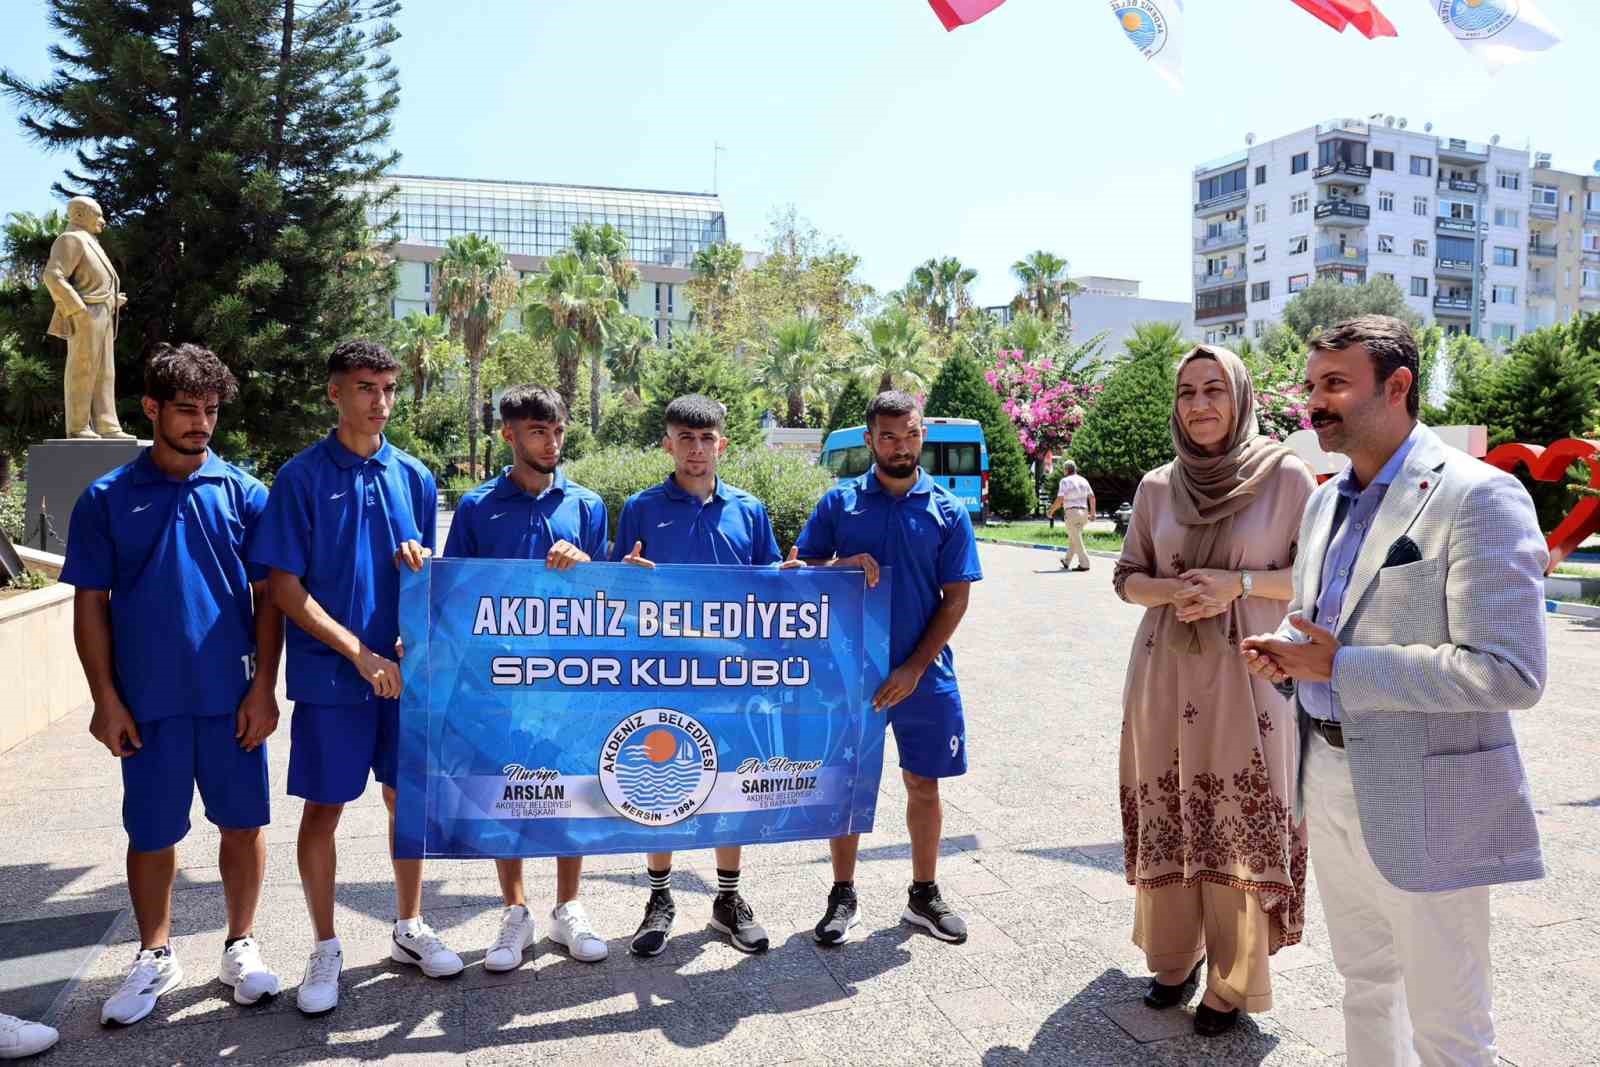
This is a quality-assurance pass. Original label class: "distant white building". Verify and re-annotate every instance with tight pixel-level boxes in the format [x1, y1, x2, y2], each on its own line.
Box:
[984, 275, 1193, 357]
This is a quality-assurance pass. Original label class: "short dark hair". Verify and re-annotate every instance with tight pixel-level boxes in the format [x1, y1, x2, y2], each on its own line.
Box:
[499, 384, 566, 424]
[866, 390, 920, 429]
[144, 342, 238, 404]
[664, 394, 726, 432]
[327, 338, 399, 377]
[1310, 315, 1420, 417]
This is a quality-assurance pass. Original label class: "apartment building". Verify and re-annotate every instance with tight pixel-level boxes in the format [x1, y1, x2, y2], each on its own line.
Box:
[1527, 157, 1600, 331]
[1193, 118, 1532, 349]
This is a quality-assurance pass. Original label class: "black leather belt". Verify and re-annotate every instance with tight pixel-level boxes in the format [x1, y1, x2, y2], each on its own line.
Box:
[1310, 719, 1344, 749]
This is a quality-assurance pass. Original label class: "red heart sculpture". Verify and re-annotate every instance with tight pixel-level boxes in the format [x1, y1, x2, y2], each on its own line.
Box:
[1481, 438, 1600, 573]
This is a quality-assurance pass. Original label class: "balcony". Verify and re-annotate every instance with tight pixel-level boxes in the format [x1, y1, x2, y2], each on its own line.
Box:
[1194, 225, 1248, 252]
[1195, 286, 1247, 322]
[1439, 177, 1481, 194]
[1434, 295, 1474, 315]
[1436, 256, 1475, 278]
[1314, 161, 1372, 183]
[1529, 240, 1558, 258]
[1529, 283, 1556, 300]
[1588, 210, 1600, 225]
[1194, 189, 1248, 216]
[1315, 245, 1368, 268]
[1436, 216, 1478, 235]
[1584, 248, 1600, 265]
[1316, 119, 1369, 140]
[1437, 137, 1490, 162]
[1195, 267, 1246, 291]
[1530, 202, 1559, 220]
[1315, 201, 1370, 226]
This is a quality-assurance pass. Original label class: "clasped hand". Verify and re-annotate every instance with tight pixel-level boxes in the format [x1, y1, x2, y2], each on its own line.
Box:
[1171, 568, 1240, 624]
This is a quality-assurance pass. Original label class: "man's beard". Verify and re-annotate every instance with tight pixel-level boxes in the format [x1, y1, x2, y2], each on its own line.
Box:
[163, 431, 208, 457]
[878, 456, 917, 478]
[520, 453, 558, 475]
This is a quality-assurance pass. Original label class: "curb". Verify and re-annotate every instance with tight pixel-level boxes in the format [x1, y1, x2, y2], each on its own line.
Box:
[1547, 599, 1600, 620]
[976, 536, 1120, 560]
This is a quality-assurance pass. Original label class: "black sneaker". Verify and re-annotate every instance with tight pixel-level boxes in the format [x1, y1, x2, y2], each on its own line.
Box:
[709, 892, 769, 953]
[812, 884, 859, 945]
[902, 883, 967, 943]
[629, 891, 675, 957]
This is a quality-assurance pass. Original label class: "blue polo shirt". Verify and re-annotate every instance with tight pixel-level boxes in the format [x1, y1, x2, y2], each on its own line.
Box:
[795, 466, 983, 694]
[60, 450, 268, 723]
[443, 468, 608, 561]
[246, 432, 436, 704]
[609, 476, 781, 566]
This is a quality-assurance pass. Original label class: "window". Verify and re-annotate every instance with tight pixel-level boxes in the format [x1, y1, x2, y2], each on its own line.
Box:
[1584, 231, 1600, 253]
[1371, 234, 1392, 254]
[666, 284, 675, 314]
[1291, 152, 1309, 174]
[1378, 190, 1395, 212]
[1255, 164, 1267, 185]
[1288, 274, 1309, 294]
[1413, 239, 1428, 257]
[1320, 139, 1367, 167]
[1532, 184, 1559, 207]
[1253, 203, 1267, 224]
[422, 262, 431, 294]
[1251, 243, 1266, 263]
[1584, 269, 1600, 291]
[1411, 277, 1429, 297]
[1251, 281, 1271, 302]
[1198, 168, 1248, 203]
[1373, 150, 1394, 171]
[1414, 195, 1430, 216]
[1254, 318, 1267, 338]
[655, 283, 666, 312]
[1290, 192, 1309, 214]
[1496, 170, 1521, 191]
[1494, 207, 1521, 227]
[1288, 234, 1308, 255]
[1589, 192, 1600, 212]
[1569, 194, 1577, 213]
[1492, 324, 1517, 344]
[1441, 199, 1476, 221]
[1410, 156, 1433, 177]
[1438, 236, 1474, 261]
[1492, 285, 1517, 304]
[1494, 246, 1518, 267]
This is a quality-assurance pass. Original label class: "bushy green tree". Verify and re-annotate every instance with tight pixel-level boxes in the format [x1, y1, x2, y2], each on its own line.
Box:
[924, 349, 1031, 519]
[1282, 276, 1422, 340]
[635, 331, 760, 448]
[1069, 322, 1187, 506]
[823, 375, 871, 438]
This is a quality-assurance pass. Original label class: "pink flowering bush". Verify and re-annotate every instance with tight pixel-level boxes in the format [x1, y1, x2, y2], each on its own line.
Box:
[1255, 385, 1312, 442]
[985, 349, 1103, 462]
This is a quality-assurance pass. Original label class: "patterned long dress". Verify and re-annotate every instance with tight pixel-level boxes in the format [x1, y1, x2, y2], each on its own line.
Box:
[1113, 458, 1314, 954]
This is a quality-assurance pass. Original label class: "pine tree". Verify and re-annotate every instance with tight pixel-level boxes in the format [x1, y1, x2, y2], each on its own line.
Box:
[924, 349, 1032, 519]
[2, 0, 402, 470]
[637, 331, 761, 449]
[823, 374, 870, 438]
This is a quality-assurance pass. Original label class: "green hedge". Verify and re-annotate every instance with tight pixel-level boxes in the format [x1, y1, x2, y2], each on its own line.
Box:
[560, 446, 834, 552]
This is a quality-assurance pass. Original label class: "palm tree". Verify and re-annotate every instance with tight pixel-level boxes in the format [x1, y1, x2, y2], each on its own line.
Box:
[432, 235, 520, 479]
[569, 223, 639, 431]
[2, 210, 66, 286]
[689, 242, 744, 333]
[1123, 320, 1189, 365]
[604, 313, 656, 398]
[394, 311, 451, 405]
[523, 250, 621, 432]
[754, 316, 827, 427]
[904, 256, 977, 337]
[1010, 250, 1080, 326]
[852, 307, 932, 394]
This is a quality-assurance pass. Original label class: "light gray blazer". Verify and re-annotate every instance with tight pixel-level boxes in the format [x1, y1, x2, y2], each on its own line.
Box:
[1287, 424, 1548, 893]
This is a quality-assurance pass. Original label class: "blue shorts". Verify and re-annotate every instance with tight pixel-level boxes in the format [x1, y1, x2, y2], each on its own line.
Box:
[888, 685, 968, 779]
[287, 700, 399, 805]
[121, 714, 270, 853]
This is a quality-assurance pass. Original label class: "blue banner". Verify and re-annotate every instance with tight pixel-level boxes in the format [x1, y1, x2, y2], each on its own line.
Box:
[394, 560, 892, 859]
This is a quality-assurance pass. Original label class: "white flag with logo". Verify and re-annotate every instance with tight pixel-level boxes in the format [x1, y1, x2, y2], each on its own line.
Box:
[1109, 0, 1184, 92]
[1432, 0, 1561, 73]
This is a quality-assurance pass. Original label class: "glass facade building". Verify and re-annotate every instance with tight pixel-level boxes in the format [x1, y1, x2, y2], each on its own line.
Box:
[366, 174, 726, 267]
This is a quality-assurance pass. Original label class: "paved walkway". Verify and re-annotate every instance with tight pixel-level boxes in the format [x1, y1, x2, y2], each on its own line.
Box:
[4, 541, 1600, 1065]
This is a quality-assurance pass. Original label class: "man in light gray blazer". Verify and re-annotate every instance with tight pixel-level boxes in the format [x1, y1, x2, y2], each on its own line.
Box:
[1241, 315, 1547, 1067]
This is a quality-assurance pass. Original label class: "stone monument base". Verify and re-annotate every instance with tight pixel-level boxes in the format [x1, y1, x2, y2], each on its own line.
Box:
[22, 438, 150, 553]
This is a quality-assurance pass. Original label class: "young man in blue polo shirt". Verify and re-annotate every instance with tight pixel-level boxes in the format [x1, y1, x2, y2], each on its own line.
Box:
[612, 394, 804, 956]
[247, 339, 460, 1016]
[796, 390, 983, 946]
[439, 384, 611, 971]
[63, 343, 284, 1026]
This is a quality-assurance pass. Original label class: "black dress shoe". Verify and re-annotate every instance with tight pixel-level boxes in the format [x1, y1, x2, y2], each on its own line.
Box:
[1142, 960, 1202, 1009]
[1193, 1001, 1240, 1036]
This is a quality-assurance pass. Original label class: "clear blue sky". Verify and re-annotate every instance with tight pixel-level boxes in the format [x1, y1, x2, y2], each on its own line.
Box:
[2, 0, 1595, 307]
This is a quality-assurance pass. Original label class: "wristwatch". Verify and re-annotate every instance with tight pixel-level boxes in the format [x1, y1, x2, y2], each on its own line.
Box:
[1239, 571, 1253, 600]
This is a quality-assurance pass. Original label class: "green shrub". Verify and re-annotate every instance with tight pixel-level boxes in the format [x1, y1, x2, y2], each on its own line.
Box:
[562, 447, 675, 540]
[1, 480, 25, 544]
[924, 349, 1033, 518]
[823, 375, 870, 439]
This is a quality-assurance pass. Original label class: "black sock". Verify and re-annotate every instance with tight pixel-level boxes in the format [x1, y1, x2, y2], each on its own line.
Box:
[647, 866, 672, 894]
[832, 879, 856, 895]
[911, 880, 936, 895]
[224, 935, 251, 950]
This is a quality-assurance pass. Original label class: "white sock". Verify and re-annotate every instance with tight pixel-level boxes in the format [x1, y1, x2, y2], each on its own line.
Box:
[394, 916, 423, 936]
[316, 936, 341, 955]
[505, 904, 528, 917]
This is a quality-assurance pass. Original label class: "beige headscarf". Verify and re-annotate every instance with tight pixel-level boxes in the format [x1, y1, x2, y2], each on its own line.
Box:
[1167, 345, 1294, 654]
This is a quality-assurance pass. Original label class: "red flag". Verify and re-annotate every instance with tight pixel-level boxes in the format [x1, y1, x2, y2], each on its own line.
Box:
[1288, 0, 1397, 39]
[928, 0, 1007, 31]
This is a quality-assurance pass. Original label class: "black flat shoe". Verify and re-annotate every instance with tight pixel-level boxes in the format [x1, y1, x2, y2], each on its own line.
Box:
[1193, 1002, 1240, 1036]
[1142, 960, 1202, 1009]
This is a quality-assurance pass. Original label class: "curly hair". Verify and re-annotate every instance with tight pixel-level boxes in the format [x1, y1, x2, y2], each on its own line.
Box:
[327, 338, 400, 377]
[144, 343, 239, 404]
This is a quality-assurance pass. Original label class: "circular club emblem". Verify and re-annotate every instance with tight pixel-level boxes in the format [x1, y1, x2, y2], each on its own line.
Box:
[598, 710, 718, 826]
[1442, 0, 1517, 39]
[1111, 2, 1169, 57]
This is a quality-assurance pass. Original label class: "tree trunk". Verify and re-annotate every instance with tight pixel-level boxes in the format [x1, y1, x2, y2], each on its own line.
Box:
[878, 371, 893, 394]
[0, 450, 11, 492]
[269, 0, 294, 173]
[589, 346, 602, 434]
[787, 391, 804, 428]
[412, 353, 425, 406]
[557, 349, 579, 422]
[467, 349, 481, 480]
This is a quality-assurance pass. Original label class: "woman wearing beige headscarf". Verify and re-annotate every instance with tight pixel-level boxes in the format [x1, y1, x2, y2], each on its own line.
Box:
[1112, 345, 1315, 1036]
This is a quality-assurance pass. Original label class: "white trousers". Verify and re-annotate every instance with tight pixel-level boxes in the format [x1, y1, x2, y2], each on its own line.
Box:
[1303, 733, 1496, 1067]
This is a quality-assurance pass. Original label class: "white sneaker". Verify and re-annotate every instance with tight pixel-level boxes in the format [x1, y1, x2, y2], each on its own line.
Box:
[390, 920, 464, 978]
[101, 948, 183, 1026]
[482, 906, 535, 973]
[0, 1014, 59, 1059]
[548, 900, 609, 962]
[218, 936, 281, 1005]
[296, 943, 342, 1016]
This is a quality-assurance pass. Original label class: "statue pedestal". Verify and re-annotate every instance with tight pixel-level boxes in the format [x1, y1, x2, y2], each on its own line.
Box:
[22, 438, 150, 553]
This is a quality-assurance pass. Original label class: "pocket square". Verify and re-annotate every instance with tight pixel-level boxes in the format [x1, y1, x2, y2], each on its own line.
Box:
[1381, 535, 1423, 568]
